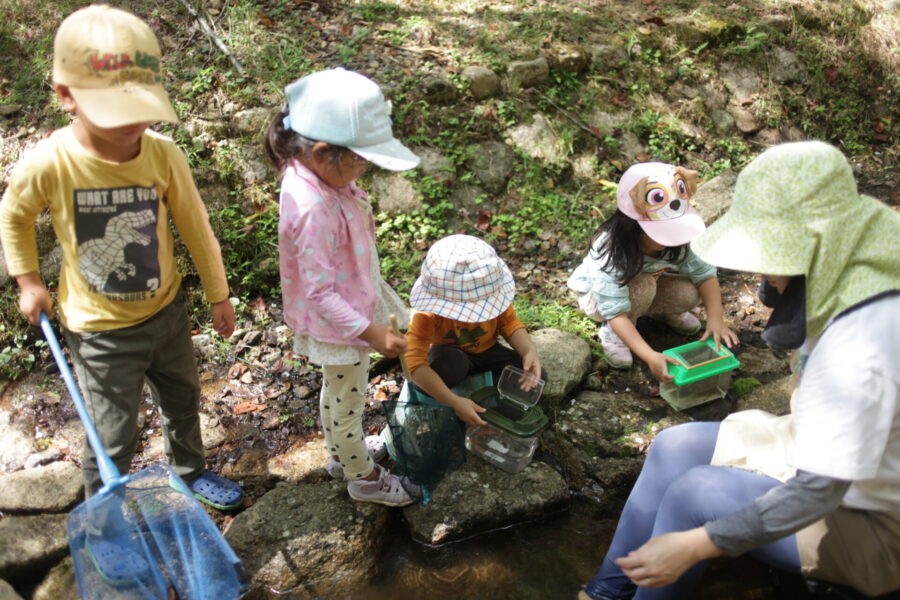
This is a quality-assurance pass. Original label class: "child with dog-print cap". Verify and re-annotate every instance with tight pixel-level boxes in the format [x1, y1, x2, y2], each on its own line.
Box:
[567, 162, 738, 381]
[0, 5, 244, 581]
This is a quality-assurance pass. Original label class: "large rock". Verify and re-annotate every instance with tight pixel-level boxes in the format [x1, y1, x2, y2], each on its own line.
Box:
[225, 481, 389, 599]
[230, 142, 272, 183]
[368, 172, 421, 213]
[727, 103, 762, 133]
[586, 109, 631, 135]
[0, 514, 69, 581]
[693, 169, 737, 224]
[770, 47, 806, 84]
[719, 62, 762, 101]
[266, 438, 330, 483]
[507, 57, 550, 89]
[464, 141, 516, 194]
[0, 461, 83, 513]
[0, 579, 24, 600]
[414, 147, 456, 184]
[0, 411, 35, 474]
[403, 459, 569, 545]
[461, 66, 500, 100]
[546, 390, 690, 509]
[31, 557, 79, 600]
[505, 113, 568, 165]
[230, 107, 274, 138]
[735, 345, 789, 380]
[735, 375, 792, 416]
[551, 44, 589, 73]
[530, 328, 592, 412]
[420, 73, 458, 104]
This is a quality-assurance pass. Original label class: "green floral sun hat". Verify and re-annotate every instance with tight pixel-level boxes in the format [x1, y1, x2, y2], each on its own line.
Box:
[692, 141, 900, 338]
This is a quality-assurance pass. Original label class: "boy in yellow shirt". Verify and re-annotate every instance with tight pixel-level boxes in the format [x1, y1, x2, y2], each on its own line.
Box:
[0, 5, 243, 522]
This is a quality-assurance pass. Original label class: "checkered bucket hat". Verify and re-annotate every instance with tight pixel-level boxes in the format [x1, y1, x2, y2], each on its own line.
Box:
[409, 235, 515, 323]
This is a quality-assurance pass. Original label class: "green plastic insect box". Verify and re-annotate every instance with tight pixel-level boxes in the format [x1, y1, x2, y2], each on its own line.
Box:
[659, 338, 740, 410]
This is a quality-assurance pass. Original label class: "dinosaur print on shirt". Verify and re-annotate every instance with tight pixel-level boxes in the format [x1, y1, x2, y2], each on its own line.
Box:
[443, 325, 488, 351]
[74, 185, 161, 300]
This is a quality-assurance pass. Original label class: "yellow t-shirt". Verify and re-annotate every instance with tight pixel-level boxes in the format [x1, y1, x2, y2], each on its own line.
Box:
[0, 126, 228, 332]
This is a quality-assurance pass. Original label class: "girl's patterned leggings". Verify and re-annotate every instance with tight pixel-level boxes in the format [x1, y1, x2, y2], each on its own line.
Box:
[320, 360, 374, 480]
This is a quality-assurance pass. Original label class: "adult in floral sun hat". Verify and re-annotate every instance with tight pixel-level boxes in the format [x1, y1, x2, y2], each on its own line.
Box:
[404, 235, 546, 426]
[578, 141, 900, 600]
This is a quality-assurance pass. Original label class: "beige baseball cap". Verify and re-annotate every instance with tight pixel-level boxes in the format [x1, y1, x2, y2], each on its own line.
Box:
[53, 4, 177, 128]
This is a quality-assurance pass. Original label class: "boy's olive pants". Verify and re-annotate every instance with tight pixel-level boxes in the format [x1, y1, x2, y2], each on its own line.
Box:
[63, 294, 205, 496]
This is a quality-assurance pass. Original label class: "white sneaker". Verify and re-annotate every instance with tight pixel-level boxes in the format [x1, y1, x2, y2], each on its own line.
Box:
[652, 311, 702, 335]
[347, 464, 414, 507]
[599, 324, 633, 369]
[325, 434, 388, 480]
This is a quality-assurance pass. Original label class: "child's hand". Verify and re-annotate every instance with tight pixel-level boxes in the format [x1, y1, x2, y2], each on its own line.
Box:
[360, 324, 408, 358]
[700, 318, 740, 350]
[211, 299, 235, 337]
[16, 273, 52, 326]
[648, 352, 679, 383]
[451, 396, 488, 427]
[519, 350, 543, 391]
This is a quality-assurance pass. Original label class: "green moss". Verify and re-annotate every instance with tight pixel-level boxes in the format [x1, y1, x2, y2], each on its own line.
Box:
[733, 377, 762, 397]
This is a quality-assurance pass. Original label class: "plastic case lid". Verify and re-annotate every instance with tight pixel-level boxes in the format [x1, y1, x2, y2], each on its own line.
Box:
[497, 365, 545, 411]
[663, 338, 740, 386]
[470, 366, 548, 437]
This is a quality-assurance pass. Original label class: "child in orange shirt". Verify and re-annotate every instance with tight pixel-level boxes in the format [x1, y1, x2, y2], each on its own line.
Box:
[405, 235, 545, 426]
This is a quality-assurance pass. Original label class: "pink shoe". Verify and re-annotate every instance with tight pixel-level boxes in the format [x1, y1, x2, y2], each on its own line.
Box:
[325, 434, 388, 480]
[652, 311, 701, 335]
[347, 465, 414, 507]
[599, 324, 633, 369]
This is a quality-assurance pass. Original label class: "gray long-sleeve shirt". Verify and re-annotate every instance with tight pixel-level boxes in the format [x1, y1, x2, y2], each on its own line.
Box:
[705, 470, 850, 556]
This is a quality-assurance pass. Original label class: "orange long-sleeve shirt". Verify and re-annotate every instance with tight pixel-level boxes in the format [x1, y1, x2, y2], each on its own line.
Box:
[405, 305, 525, 373]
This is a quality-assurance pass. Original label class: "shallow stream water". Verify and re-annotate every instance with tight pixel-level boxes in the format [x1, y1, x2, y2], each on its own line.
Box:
[352, 497, 618, 600]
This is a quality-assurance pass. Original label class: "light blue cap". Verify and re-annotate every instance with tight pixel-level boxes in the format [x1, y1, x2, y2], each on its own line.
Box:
[284, 68, 420, 171]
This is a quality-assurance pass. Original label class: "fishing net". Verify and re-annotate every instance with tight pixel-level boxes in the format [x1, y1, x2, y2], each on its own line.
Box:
[381, 382, 468, 504]
[67, 464, 249, 600]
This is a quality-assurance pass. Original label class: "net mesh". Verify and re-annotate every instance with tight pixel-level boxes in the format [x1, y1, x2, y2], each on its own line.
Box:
[382, 383, 467, 503]
[67, 464, 248, 600]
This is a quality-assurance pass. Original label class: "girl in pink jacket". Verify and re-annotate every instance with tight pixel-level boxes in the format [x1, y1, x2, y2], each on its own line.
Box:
[264, 68, 419, 506]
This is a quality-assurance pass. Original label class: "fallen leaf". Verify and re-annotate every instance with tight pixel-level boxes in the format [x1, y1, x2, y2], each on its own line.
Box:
[644, 16, 666, 26]
[637, 26, 652, 35]
[476, 208, 493, 231]
[824, 65, 839, 82]
[228, 362, 248, 380]
[240, 371, 254, 384]
[872, 119, 885, 134]
[233, 401, 268, 415]
[374, 389, 388, 401]
[635, 152, 652, 162]
[610, 91, 628, 106]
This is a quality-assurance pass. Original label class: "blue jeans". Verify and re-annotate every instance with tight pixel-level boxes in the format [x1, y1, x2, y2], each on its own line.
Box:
[583, 422, 801, 600]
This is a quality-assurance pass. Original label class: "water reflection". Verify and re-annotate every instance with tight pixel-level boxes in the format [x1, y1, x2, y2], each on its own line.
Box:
[354, 498, 618, 600]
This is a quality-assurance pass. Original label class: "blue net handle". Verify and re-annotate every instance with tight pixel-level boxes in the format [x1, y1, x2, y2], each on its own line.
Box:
[40, 313, 125, 489]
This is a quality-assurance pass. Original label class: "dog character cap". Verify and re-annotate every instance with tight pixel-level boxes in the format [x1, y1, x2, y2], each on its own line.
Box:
[283, 68, 420, 171]
[53, 4, 177, 128]
[616, 162, 706, 246]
